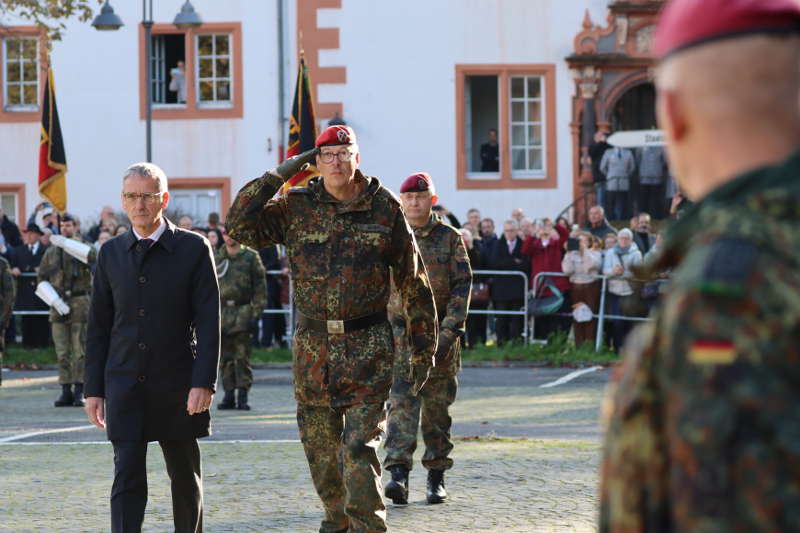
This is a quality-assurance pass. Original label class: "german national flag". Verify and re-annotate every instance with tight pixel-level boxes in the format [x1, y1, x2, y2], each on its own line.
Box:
[280, 56, 319, 195]
[38, 67, 67, 212]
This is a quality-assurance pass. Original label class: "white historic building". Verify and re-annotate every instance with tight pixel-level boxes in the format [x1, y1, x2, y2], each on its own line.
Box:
[0, 0, 663, 229]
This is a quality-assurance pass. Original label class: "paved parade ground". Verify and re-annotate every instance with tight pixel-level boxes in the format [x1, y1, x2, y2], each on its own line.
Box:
[0, 366, 609, 532]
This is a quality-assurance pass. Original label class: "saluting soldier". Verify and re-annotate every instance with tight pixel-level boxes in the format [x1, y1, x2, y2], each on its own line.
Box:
[215, 228, 267, 411]
[0, 254, 16, 386]
[600, 1, 800, 531]
[226, 125, 438, 533]
[37, 213, 97, 406]
[384, 173, 472, 505]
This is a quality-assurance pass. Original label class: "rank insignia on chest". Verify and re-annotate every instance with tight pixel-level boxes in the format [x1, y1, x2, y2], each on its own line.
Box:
[688, 340, 736, 365]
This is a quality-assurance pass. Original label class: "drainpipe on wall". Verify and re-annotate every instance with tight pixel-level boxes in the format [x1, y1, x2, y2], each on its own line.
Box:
[276, 0, 286, 163]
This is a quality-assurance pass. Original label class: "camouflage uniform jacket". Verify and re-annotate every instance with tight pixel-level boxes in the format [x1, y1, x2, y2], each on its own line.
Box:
[215, 245, 267, 335]
[599, 149, 800, 533]
[388, 213, 471, 377]
[38, 239, 97, 323]
[226, 169, 438, 407]
[0, 256, 16, 326]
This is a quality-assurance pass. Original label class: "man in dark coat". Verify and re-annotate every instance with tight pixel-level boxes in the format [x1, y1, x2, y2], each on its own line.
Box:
[84, 162, 220, 533]
[487, 219, 529, 345]
[9, 224, 50, 347]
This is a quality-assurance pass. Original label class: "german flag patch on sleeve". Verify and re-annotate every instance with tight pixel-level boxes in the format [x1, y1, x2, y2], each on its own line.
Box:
[687, 340, 737, 365]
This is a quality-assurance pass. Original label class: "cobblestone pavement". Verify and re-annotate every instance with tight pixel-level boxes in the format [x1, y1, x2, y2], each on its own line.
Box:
[0, 367, 608, 532]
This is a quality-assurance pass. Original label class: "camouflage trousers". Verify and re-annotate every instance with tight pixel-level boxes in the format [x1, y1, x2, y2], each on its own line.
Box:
[52, 320, 86, 385]
[297, 402, 387, 533]
[220, 331, 253, 392]
[383, 374, 458, 472]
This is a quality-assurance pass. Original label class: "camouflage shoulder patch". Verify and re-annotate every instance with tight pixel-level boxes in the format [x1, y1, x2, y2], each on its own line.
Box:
[687, 339, 736, 365]
[695, 238, 757, 297]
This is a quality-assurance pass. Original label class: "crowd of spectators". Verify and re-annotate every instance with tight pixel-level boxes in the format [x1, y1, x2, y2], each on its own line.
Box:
[455, 201, 676, 351]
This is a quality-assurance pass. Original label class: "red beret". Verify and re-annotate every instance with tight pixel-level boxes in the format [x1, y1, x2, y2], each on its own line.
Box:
[315, 125, 357, 147]
[399, 172, 433, 194]
[655, 0, 800, 58]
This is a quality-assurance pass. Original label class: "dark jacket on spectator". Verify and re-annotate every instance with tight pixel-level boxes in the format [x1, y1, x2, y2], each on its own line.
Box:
[8, 242, 48, 310]
[633, 231, 656, 256]
[589, 140, 611, 184]
[584, 219, 617, 240]
[1, 215, 22, 248]
[487, 236, 529, 301]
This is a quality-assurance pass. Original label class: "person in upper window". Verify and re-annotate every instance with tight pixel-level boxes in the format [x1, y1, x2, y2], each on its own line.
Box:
[168, 60, 187, 103]
[479, 128, 499, 172]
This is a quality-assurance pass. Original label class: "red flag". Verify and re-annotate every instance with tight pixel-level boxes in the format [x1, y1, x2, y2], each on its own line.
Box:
[38, 67, 67, 212]
[281, 56, 319, 194]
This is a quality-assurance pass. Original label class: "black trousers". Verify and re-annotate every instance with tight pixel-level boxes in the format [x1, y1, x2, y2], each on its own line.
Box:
[111, 439, 203, 533]
[639, 183, 666, 219]
[493, 299, 524, 345]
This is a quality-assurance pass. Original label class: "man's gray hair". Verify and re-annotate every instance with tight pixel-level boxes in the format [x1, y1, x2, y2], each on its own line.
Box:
[590, 205, 605, 215]
[123, 162, 168, 192]
[503, 219, 519, 229]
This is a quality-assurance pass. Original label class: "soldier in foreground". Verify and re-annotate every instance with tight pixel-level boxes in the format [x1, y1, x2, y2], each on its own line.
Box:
[37, 214, 97, 406]
[215, 228, 267, 411]
[0, 254, 15, 386]
[226, 125, 438, 533]
[383, 173, 471, 505]
[600, 0, 800, 531]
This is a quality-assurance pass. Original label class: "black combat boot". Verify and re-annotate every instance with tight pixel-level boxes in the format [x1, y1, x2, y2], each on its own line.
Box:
[217, 389, 236, 410]
[54, 384, 73, 407]
[426, 469, 447, 504]
[72, 383, 85, 407]
[236, 388, 251, 410]
[384, 465, 409, 505]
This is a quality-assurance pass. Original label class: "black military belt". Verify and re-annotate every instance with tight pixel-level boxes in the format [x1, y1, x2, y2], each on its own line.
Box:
[297, 310, 387, 335]
[64, 290, 87, 298]
[224, 299, 251, 307]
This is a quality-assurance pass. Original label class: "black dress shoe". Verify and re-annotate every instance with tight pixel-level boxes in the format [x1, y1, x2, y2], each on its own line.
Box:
[217, 389, 236, 410]
[426, 469, 447, 504]
[384, 465, 409, 505]
[236, 388, 251, 410]
[72, 383, 85, 407]
[54, 384, 73, 407]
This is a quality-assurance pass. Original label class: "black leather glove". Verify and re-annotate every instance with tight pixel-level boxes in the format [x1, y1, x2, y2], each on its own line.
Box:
[274, 147, 319, 182]
[244, 147, 319, 216]
[409, 364, 430, 396]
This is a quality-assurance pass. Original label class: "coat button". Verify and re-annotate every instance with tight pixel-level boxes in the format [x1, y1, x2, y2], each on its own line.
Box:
[137, 375, 146, 383]
[138, 342, 146, 350]
[138, 309, 145, 317]
[139, 276, 146, 283]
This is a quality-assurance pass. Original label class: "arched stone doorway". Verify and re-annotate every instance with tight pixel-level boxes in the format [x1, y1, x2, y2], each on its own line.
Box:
[565, 1, 663, 223]
[610, 82, 656, 132]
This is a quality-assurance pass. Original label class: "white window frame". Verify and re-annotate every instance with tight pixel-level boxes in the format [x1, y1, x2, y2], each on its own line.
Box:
[195, 33, 233, 108]
[509, 75, 546, 179]
[2, 36, 39, 112]
[170, 188, 220, 223]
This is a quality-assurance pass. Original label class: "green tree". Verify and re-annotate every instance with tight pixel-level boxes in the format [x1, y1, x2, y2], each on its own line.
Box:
[0, 0, 101, 42]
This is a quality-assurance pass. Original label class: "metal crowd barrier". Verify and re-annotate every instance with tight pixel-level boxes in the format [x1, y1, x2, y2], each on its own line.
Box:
[531, 271, 656, 351]
[469, 269, 530, 345]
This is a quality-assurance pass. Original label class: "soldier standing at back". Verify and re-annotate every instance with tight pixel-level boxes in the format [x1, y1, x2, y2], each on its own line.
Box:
[0, 254, 16, 386]
[600, 1, 800, 531]
[226, 125, 438, 533]
[37, 214, 97, 406]
[383, 173, 471, 505]
[215, 228, 267, 411]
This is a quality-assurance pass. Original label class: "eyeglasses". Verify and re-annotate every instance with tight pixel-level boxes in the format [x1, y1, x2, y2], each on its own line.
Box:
[319, 150, 354, 163]
[122, 192, 163, 204]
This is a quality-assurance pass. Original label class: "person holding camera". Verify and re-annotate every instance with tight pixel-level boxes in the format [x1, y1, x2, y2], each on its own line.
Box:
[562, 232, 602, 348]
[521, 218, 571, 340]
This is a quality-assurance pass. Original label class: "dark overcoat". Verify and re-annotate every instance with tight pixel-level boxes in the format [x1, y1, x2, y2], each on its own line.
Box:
[85, 219, 220, 441]
[487, 237, 530, 301]
[8, 243, 48, 310]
